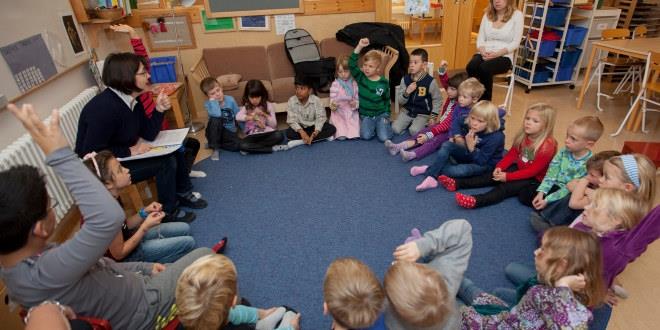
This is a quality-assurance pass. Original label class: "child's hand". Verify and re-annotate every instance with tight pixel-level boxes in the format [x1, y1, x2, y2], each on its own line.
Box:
[585, 187, 595, 198]
[556, 274, 586, 291]
[7, 105, 68, 156]
[416, 134, 428, 145]
[438, 60, 448, 75]
[605, 289, 619, 306]
[492, 168, 506, 182]
[151, 263, 166, 275]
[329, 100, 338, 111]
[393, 242, 421, 262]
[532, 192, 547, 210]
[144, 211, 164, 228]
[109, 24, 139, 39]
[144, 202, 162, 213]
[405, 81, 417, 95]
[358, 38, 370, 49]
[130, 142, 152, 155]
[465, 130, 477, 151]
[155, 92, 171, 112]
[289, 313, 301, 330]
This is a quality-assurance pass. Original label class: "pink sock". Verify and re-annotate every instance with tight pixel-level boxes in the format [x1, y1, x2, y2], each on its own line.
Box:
[416, 176, 438, 191]
[410, 165, 429, 176]
[401, 150, 416, 162]
[404, 228, 422, 243]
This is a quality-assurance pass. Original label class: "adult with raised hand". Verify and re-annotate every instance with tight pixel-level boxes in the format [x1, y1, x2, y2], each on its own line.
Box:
[75, 46, 206, 223]
[1, 103, 213, 330]
[466, 0, 523, 101]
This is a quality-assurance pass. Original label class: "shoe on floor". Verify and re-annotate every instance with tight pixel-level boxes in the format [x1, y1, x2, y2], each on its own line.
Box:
[163, 209, 196, 223]
[178, 191, 208, 209]
[212, 236, 228, 254]
[189, 170, 206, 178]
[272, 144, 289, 152]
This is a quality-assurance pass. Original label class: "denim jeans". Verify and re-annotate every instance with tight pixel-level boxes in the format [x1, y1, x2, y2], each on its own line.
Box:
[425, 141, 490, 178]
[124, 222, 196, 264]
[457, 277, 485, 305]
[504, 262, 537, 286]
[360, 113, 393, 142]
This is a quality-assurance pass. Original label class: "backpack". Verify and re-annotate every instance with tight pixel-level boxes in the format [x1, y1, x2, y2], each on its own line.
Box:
[284, 28, 335, 93]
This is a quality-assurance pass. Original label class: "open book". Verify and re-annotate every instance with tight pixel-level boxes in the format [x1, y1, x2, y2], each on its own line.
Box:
[117, 127, 190, 162]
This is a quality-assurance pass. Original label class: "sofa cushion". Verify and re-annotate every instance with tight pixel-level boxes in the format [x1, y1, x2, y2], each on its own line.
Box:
[217, 73, 242, 91]
[203, 46, 270, 81]
[267, 43, 296, 80]
[270, 77, 295, 104]
[320, 38, 354, 59]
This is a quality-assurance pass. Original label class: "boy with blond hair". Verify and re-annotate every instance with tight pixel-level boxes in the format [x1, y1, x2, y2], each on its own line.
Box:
[530, 116, 604, 210]
[450, 77, 486, 144]
[176, 254, 300, 330]
[384, 220, 473, 330]
[323, 257, 385, 330]
[350, 38, 392, 142]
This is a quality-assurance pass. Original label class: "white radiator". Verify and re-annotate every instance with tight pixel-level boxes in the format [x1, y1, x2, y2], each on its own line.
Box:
[0, 87, 98, 220]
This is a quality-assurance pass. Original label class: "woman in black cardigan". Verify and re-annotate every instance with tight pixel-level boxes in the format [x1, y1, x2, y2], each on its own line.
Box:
[75, 52, 206, 222]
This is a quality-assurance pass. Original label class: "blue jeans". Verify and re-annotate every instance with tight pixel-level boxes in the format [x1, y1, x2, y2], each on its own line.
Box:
[425, 141, 490, 178]
[124, 222, 196, 264]
[360, 113, 393, 142]
[505, 262, 537, 286]
[457, 277, 485, 305]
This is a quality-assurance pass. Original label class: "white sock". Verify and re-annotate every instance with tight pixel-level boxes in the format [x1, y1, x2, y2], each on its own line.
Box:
[278, 311, 299, 328]
[287, 139, 305, 149]
[211, 150, 220, 161]
[189, 170, 206, 178]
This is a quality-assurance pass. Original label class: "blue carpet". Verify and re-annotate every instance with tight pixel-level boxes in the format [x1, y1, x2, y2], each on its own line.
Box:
[188, 138, 610, 329]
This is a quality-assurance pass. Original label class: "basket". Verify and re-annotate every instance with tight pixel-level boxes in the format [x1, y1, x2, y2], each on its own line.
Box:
[565, 25, 588, 46]
[559, 48, 582, 68]
[535, 6, 569, 26]
[150, 56, 177, 83]
[96, 8, 123, 20]
[556, 66, 576, 81]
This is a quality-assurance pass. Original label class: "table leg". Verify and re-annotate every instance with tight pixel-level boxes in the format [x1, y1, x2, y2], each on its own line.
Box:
[409, 16, 412, 38]
[170, 93, 185, 129]
[420, 21, 426, 44]
[577, 46, 598, 109]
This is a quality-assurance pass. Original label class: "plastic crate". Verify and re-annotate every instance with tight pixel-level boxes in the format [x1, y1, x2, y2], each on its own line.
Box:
[518, 68, 551, 83]
[150, 56, 177, 83]
[565, 25, 588, 47]
[559, 48, 582, 68]
[535, 6, 569, 26]
[551, 0, 571, 3]
[556, 66, 576, 81]
[532, 40, 559, 57]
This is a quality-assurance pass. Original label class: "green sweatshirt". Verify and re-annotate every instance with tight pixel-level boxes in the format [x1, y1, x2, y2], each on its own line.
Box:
[349, 52, 390, 117]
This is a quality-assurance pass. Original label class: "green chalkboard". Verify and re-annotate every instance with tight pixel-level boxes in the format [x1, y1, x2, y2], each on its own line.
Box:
[204, 0, 303, 18]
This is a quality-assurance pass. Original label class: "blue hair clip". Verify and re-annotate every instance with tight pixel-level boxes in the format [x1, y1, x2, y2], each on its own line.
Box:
[620, 155, 640, 188]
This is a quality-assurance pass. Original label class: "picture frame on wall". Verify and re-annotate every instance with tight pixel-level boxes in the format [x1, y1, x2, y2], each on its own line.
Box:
[61, 14, 84, 55]
[201, 9, 236, 33]
[142, 13, 196, 52]
[238, 16, 271, 31]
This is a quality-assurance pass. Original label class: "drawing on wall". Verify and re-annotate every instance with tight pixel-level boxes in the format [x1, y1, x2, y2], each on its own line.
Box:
[404, 0, 430, 17]
[61, 14, 84, 55]
[0, 34, 57, 93]
[238, 16, 270, 31]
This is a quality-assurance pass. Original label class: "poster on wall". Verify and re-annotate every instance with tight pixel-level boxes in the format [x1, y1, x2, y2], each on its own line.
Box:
[238, 16, 270, 31]
[61, 14, 84, 55]
[274, 14, 295, 35]
[0, 34, 57, 93]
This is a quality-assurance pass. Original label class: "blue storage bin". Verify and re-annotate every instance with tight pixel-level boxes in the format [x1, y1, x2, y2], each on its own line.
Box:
[518, 68, 551, 83]
[535, 6, 569, 26]
[565, 25, 588, 46]
[532, 40, 559, 57]
[559, 48, 582, 68]
[150, 56, 177, 83]
[551, 0, 571, 3]
[556, 66, 575, 81]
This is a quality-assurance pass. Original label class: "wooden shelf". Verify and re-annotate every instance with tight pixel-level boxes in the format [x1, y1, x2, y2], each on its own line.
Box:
[570, 14, 589, 21]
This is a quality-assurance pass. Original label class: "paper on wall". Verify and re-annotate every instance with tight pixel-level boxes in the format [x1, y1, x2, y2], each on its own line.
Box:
[275, 14, 296, 35]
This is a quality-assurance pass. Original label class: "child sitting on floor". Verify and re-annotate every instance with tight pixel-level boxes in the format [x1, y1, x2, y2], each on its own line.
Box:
[329, 55, 360, 140]
[82, 150, 197, 263]
[200, 77, 241, 160]
[384, 219, 473, 330]
[530, 116, 603, 210]
[385, 63, 469, 162]
[176, 254, 300, 330]
[391, 48, 442, 136]
[235, 80, 287, 154]
[410, 100, 505, 192]
[529, 150, 621, 231]
[439, 103, 557, 209]
[286, 75, 337, 148]
[459, 227, 606, 329]
[350, 38, 392, 142]
[323, 258, 385, 330]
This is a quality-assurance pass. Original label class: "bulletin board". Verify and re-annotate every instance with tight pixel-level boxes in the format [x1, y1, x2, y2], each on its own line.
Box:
[0, 0, 89, 102]
[204, 0, 303, 18]
[142, 14, 196, 52]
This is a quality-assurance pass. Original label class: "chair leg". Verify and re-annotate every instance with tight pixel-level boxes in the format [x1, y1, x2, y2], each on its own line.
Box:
[641, 97, 648, 133]
[613, 67, 633, 95]
[612, 89, 643, 137]
[505, 75, 514, 115]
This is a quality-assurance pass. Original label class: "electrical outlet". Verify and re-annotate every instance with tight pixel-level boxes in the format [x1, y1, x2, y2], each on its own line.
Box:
[0, 94, 7, 110]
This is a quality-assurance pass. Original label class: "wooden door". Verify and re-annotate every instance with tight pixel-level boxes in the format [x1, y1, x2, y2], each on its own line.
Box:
[453, 0, 489, 69]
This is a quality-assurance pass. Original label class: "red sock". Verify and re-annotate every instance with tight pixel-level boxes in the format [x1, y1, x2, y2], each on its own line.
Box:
[212, 237, 228, 254]
[438, 175, 457, 191]
[455, 193, 476, 209]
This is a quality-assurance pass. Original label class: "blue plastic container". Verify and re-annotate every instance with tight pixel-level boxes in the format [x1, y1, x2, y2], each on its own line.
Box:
[559, 48, 582, 68]
[150, 56, 177, 83]
[551, 0, 571, 3]
[518, 68, 551, 83]
[556, 66, 575, 81]
[532, 40, 559, 57]
[565, 25, 588, 46]
[535, 6, 569, 26]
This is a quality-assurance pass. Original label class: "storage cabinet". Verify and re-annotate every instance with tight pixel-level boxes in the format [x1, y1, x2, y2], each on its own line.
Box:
[572, 7, 621, 68]
[514, 0, 595, 92]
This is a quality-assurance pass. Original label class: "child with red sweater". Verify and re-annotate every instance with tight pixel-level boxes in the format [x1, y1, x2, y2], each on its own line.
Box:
[385, 62, 469, 162]
[440, 103, 557, 208]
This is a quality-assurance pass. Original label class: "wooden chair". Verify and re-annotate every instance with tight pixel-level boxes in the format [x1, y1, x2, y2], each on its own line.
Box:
[377, 45, 400, 81]
[585, 28, 631, 111]
[612, 51, 660, 136]
[493, 50, 518, 115]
